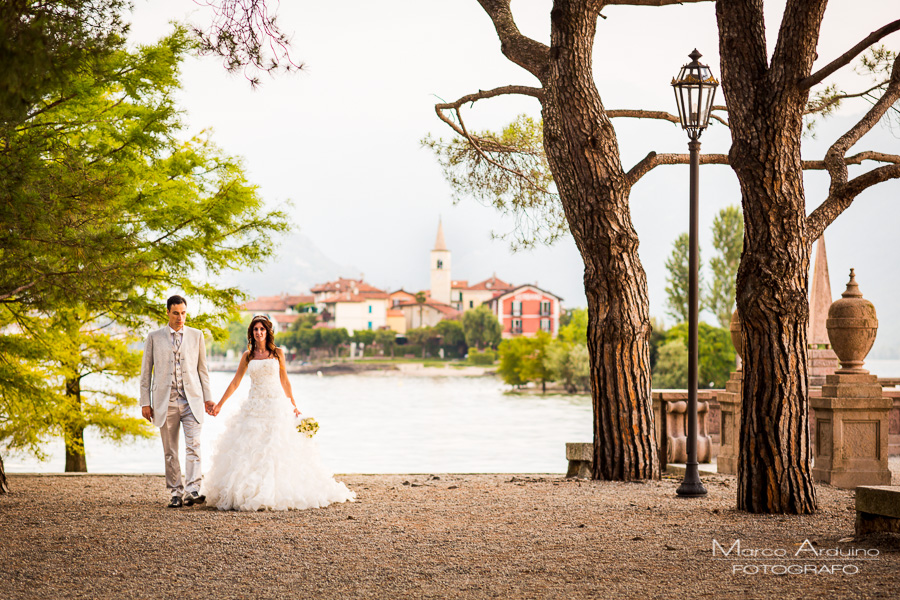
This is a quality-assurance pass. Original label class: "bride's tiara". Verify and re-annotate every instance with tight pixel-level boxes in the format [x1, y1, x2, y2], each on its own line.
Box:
[252, 314, 272, 322]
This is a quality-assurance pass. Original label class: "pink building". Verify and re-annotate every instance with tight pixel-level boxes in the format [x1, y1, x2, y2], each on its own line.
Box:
[485, 284, 563, 338]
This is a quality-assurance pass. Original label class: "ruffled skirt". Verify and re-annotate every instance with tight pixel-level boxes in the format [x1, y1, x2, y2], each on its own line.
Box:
[203, 392, 355, 511]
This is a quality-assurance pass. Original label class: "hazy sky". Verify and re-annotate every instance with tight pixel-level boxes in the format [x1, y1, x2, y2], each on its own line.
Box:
[129, 1, 899, 355]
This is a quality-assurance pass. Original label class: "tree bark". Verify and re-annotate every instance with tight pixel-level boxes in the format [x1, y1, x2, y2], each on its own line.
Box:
[544, 1, 659, 480]
[717, 0, 824, 513]
[64, 376, 88, 473]
[0, 452, 9, 494]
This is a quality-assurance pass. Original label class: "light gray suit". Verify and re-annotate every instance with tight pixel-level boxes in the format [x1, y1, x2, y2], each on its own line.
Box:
[140, 325, 213, 496]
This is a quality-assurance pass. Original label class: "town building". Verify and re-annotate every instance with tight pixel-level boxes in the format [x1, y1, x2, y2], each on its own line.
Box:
[311, 277, 390, 332]
[242, 220, 565, 338]
[430, 220, 452, 305]
[485, 284, 563, 338]
[239, 293, 315, 332]
[452, 274, 514, 312]
[395, 298, 461, 330]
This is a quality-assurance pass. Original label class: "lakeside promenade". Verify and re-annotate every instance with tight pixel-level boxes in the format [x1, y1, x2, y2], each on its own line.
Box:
[2, 470, 898, 599]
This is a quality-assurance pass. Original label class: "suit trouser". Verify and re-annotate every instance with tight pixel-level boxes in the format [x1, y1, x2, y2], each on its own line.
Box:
[160, 401, 202, 496]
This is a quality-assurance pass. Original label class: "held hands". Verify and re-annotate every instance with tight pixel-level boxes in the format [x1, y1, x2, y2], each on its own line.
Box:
[205, 400, 217, 416]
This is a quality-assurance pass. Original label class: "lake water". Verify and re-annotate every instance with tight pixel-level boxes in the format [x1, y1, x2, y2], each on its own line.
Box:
[5, 372, 593, 475]
[8, 359, 900, 475]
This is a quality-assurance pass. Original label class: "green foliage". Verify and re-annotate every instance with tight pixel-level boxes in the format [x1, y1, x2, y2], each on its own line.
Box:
[497, 331, 554, 389]
[0, 28, 289, 467]
[423, 114, 566, 250]
[467, 348, 497, 365]
[664, 322, 736, 388]
[497, 337, 530, 387]
[351, 330, 377, 346]
[558, 308, 587, 344]
[318, 329, 350, 356]
[652, 338, 688, 389]
[804, 46, 899, 136]
[545, 341, 590, 393]
[0, 0, 128, 124]
[518, 331, 553, 389]
[461, 305, 502, 350]
[664, 232, 700, 324]
[209, 316, 252, 356]
[435, 320, 467, 357]
[289, 314, 318, 330]
[649, 316, 667, 372]
[705, 206, 744, 328]
[374, 329, 397, 358]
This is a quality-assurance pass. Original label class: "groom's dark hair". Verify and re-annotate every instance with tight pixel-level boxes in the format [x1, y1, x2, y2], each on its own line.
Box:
[167, 295, 188, 311]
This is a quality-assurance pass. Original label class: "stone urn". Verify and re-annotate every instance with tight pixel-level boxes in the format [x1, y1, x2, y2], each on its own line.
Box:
[826, 269, 878, 373]
[729, 309, 742, 363]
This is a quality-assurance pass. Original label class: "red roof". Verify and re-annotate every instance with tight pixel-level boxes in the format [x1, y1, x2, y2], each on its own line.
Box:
[283, 294, 314, 305]
[320, 292, 389, 304]
[311, 277, 386, 295]
[320, 293, 366, 304]
[272, 313, 301, 325]
[240, 293, 314, 312]
[240, 295, 290, 311]
[395, 300, 461, 318]
[468, 275, 513, 291]
[451, 280, 469, 288]
[488, 283, 563, 303]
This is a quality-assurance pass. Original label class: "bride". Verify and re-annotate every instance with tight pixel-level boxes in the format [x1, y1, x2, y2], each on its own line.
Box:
[203, 314, 355, 511]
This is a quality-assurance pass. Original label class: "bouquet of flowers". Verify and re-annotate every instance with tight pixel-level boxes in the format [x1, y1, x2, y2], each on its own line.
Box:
[296, 416, 319, 438]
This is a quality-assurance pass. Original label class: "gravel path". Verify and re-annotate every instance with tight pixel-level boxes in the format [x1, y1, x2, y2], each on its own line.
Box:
[2, 473, 898, 599]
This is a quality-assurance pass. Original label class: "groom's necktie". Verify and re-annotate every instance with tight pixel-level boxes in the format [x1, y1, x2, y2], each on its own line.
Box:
[172, 331, 185, 402]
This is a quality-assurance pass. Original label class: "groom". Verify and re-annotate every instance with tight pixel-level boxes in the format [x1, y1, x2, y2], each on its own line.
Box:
[140, 295, 215, 508]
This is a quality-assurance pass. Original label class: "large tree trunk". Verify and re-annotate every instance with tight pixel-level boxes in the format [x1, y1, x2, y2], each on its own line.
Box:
[64, 377, 87, 473]
[717, 0, 824, 513]
[545, 2, 659, 480]
[0, 453, 9, 494]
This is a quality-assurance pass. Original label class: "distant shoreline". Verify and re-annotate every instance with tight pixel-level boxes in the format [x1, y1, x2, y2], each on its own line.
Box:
[207, 359, 496, 378]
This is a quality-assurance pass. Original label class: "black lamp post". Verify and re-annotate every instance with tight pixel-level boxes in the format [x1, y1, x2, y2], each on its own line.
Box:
[671, 49, 718, 498]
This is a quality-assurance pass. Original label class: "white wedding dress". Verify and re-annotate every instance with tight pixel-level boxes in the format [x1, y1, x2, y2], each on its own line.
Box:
[203, 358, 355, 511]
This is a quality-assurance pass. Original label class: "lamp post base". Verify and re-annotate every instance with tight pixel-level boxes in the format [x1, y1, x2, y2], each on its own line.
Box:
[676, 463, 708, 497]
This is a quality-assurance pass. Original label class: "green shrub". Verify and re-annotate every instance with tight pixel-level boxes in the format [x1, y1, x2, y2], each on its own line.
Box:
[468, 348, 497, 365]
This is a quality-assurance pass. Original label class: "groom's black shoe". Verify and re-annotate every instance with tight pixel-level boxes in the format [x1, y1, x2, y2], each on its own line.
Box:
[183, 491, 206, 506]
[168, 496, 183, 508]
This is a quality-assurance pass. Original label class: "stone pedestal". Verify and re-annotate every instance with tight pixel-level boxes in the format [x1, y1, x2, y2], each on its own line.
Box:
[652, 391, 712, 464]
[811, 372, 893, 488]
[716, 370, 743, 475]
[808, 346, 840, 387]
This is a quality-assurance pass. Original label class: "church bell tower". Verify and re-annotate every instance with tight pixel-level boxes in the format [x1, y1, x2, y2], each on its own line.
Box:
[430, 219, 451, 305]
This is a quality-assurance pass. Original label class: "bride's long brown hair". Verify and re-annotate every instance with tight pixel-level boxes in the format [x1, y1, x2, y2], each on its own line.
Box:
[246, 315, 278, 363]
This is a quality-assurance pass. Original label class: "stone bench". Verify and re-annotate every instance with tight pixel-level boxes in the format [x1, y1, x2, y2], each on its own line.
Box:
[855, 486, 900, 535]
[565, 443, 593, 478]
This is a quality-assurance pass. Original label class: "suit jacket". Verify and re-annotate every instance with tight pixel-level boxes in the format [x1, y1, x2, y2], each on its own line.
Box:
[139, 325, 213, 428]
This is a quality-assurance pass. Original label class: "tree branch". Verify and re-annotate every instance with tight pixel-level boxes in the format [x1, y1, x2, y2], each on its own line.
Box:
[807, 163, 900, 240]
[805, 55, 900, 239]
[0, 281, 39, 303]
[805, 81, 889, 115]
[604, 0, 711, 4]
[802, 151, 900, 170]
[818, 54, 900, 194]
[607, 108, 729, 127]
[800, 19, 900, 89]
[434, 94, 548, 192]
[433, 85, 543, 139]
[626, 151, 729, 186]
[475, 0, 550, 85]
